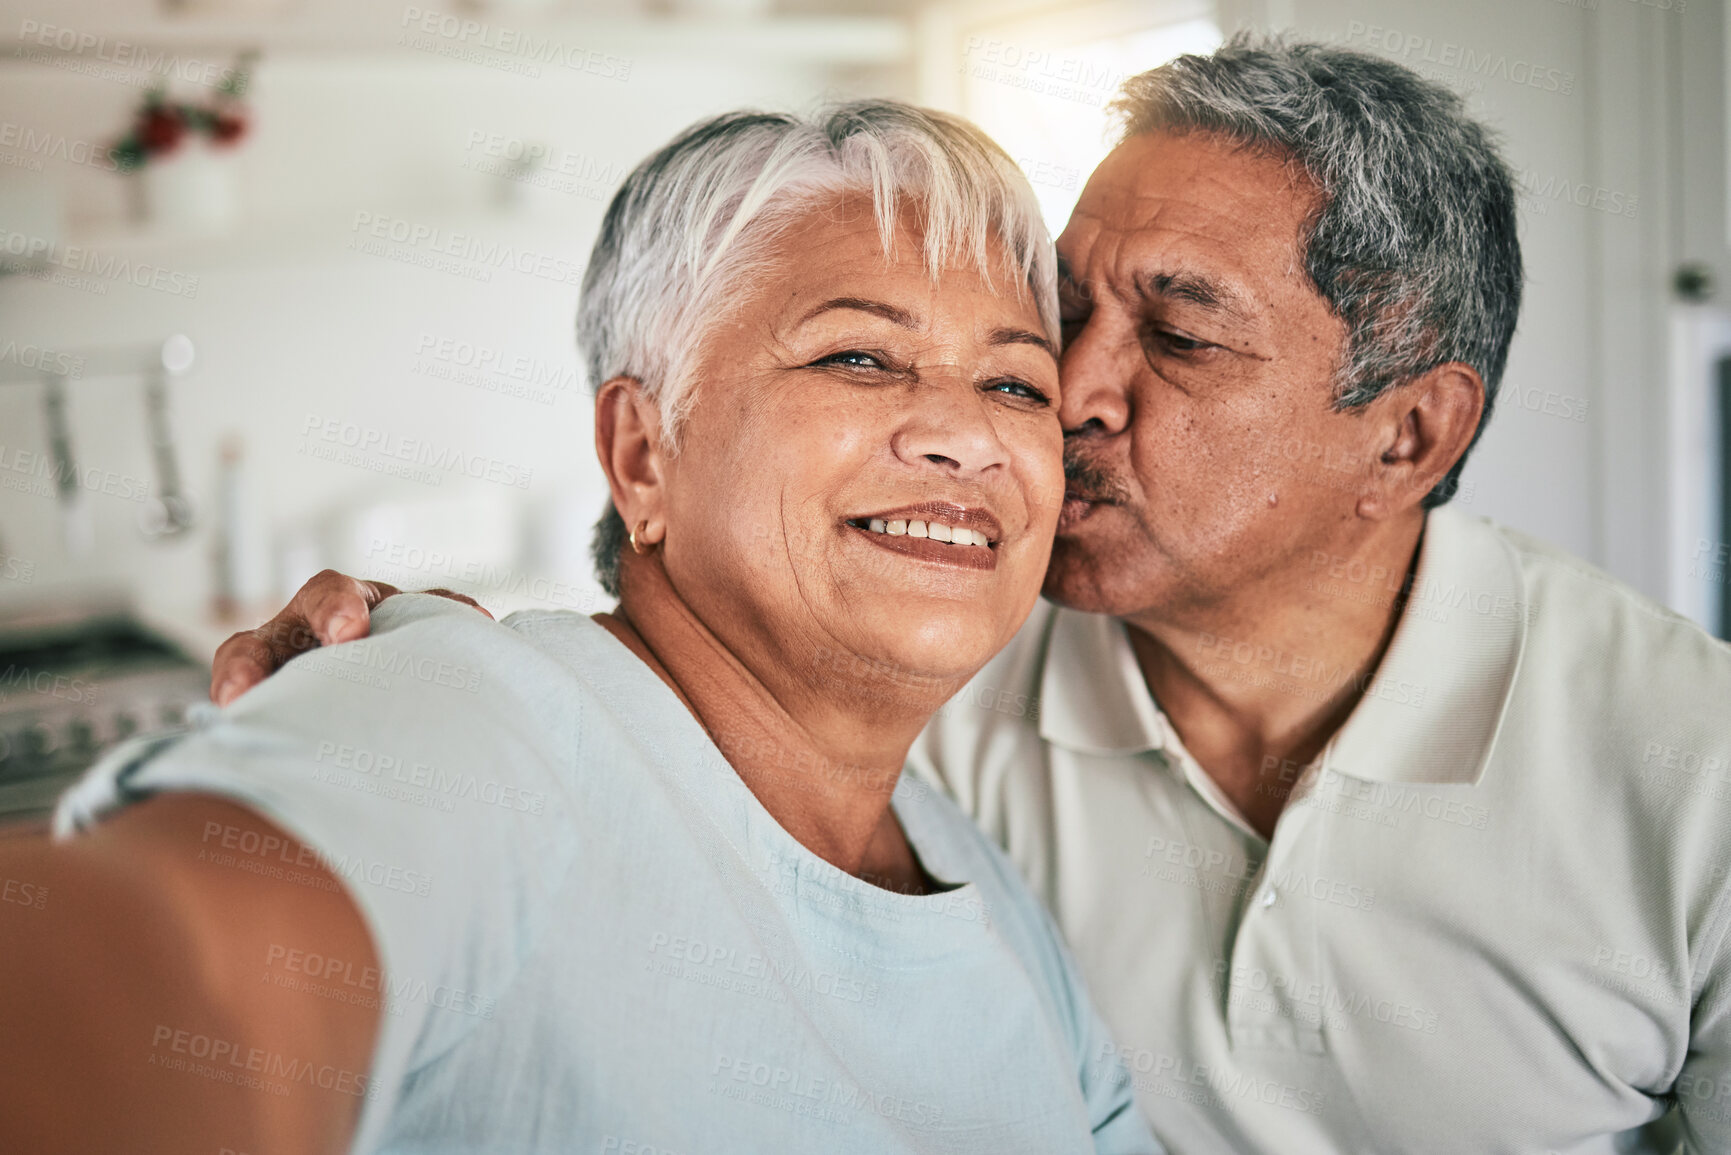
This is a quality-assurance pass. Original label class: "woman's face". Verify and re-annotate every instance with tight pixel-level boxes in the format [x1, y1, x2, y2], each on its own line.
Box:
[655, 196, 1063, 702]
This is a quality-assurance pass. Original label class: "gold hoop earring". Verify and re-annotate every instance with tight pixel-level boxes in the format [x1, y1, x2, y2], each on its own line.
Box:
[629, 520, 656, 555]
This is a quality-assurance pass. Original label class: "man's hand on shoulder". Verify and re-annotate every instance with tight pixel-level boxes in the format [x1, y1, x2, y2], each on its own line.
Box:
[211, 570, 493, 706]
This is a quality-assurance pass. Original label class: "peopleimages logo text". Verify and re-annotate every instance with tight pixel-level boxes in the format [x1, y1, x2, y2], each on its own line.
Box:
[14, 20, 251, 91]
[350, 211, 583, 286]
[398, 6, 632, 81]
[299, 414, 534, 490]
[1344, 21, 1575, 95]
[0, 229, 200, 297]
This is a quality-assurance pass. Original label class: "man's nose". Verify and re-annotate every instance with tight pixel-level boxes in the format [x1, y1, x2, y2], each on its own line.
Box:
[1058, 315, 1134, 437]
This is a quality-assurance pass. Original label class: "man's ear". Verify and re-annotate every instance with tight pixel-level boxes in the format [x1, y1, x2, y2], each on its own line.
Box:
[594, 377, 669, 546]
[1356, 362, 1485, 520]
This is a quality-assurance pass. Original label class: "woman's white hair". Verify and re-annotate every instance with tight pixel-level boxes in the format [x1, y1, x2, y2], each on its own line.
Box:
[579, 99, 1057, 597]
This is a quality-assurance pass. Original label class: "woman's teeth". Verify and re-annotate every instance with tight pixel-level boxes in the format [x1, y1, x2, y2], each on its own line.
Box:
[862, 518, 991, 548]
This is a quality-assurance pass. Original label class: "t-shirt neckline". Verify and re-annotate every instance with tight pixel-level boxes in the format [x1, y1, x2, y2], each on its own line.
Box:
[524, 610, 989, 937]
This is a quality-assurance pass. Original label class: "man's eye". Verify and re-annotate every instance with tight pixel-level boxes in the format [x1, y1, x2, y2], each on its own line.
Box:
[1151, 328, 1211, 355]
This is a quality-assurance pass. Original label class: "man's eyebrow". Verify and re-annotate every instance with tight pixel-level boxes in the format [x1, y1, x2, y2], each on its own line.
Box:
[1140, 270, 1252, 320]
[988, 326, 1057, 360]
[796, 297, 918, 329]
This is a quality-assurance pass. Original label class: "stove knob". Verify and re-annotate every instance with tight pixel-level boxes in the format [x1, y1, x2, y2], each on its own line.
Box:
[22, 723, 56, 758]
[66, 718, 97, 753]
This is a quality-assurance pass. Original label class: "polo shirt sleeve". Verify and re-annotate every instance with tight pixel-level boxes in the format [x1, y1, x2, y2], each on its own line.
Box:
[1011, 863, 1161, 1154]
[1073, 953, 1167, 1154]
[928, 793, 1163, 1154]
[51, 594, 583, 1155]
[1679, 892, 1731, 1150]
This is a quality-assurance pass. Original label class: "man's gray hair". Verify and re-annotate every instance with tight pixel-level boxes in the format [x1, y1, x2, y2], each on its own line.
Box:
[579, 99, 1058, 597]
[1112, 31, 1524, 506]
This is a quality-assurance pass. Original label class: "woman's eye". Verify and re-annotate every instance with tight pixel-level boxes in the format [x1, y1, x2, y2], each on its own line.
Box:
[986, 379, 1049, 404]
[813, 350, 885, 371]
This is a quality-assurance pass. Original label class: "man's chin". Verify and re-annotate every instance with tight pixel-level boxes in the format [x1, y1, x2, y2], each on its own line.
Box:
[1042, 533, 1126, 615]
[1042, 516, 1181, 618]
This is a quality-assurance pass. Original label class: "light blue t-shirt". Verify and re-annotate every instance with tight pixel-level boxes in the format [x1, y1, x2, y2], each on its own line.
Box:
[55, 595, 1157, 1154]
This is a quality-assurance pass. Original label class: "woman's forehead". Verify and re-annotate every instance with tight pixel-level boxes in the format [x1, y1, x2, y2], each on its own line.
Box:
[763, 207, 1045, 332]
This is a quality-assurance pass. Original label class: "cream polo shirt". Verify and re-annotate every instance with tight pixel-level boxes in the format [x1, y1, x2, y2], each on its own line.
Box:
[907, 505, 1731, 1154]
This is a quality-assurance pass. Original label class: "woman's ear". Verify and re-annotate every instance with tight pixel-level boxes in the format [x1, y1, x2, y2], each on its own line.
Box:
[1356, 362, 1485, 520]
[594, 377, 669, 547]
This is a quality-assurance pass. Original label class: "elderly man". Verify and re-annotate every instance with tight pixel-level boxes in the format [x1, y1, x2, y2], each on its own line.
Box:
[208, 34, 1731, 1154]
[908, 34, 1731, 1154]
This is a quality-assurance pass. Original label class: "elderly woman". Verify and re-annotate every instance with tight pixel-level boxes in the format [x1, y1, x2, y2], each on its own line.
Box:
[0, 103, 1158, 1154]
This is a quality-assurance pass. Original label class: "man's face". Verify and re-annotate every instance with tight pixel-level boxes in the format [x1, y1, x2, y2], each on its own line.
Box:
[1048, 131, 1389, 623]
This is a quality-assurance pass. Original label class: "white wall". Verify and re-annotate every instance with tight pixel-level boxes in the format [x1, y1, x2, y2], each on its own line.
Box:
[1, 0, 1721, 649]
[0, 26, 881, 645]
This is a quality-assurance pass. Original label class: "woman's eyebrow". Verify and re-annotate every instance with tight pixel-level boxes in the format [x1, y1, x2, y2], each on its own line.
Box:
[796, 296, 919, 329]
[989, 327, 1056, 361]
[794, 296, 1052, 360]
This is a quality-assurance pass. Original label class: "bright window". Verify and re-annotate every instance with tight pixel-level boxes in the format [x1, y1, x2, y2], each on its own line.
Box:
[956, 12, 1223, 232]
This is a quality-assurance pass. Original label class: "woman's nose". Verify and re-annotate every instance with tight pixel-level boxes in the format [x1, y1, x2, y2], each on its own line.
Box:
[890, 377, 1009, 477]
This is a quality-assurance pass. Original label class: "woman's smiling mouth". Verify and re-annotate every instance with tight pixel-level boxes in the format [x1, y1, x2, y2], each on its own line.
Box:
[844, 503, 1002, 571]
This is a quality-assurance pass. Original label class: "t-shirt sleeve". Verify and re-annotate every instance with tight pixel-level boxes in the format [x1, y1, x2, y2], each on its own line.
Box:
[51, 594, 583, 1155]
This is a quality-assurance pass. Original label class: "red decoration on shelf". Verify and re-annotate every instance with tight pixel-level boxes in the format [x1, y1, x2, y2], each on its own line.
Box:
[111, 52, 257, 171]
[209, 112, 248, 145]
[139, 107, 186, 154]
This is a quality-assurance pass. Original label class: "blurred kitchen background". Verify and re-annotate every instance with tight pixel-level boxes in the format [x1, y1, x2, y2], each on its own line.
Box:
[0, 0, 1725, 816]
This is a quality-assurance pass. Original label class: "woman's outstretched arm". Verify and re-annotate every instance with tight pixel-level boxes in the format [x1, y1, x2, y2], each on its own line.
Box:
[0, 794, 382, 1154]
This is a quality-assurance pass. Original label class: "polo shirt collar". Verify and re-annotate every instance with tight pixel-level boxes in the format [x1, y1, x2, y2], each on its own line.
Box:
[1037, 602, 1168, 756]
[1036, 507, 1528, 787]
[1321, 506, 1527, 785]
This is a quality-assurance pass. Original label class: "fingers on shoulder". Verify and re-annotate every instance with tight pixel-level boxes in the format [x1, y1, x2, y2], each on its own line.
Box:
[300, 570, 399, 645]
[210, 630, 281, 704]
